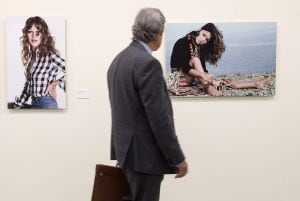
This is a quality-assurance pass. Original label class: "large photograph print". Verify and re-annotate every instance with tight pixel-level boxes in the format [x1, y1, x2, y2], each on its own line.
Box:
[6, 16, 66, 109]
[166, 22, 276, 97]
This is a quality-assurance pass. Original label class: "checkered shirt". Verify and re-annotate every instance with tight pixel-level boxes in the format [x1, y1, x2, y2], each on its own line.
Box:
[15, 53, 66, 107]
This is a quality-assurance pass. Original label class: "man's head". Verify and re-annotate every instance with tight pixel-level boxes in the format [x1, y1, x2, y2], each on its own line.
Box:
[132, 8, 165, 50]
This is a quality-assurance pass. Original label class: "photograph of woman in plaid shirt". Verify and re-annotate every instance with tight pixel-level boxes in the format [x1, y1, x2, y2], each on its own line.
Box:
[8, 16, 66, 109]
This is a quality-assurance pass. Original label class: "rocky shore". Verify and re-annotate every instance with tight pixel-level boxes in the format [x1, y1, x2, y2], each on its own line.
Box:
[167, 71, 276, 97]
[213, 71, 275, 97]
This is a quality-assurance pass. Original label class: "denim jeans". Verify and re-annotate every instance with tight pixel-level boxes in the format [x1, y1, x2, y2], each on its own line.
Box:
[32, 96, 58, 109]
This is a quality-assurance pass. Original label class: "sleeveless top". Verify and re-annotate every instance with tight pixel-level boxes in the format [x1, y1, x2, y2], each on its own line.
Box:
[170, 31, 207, 74]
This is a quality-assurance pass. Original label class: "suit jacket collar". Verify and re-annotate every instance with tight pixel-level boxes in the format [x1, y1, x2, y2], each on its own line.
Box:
[130, 40, 152, 54]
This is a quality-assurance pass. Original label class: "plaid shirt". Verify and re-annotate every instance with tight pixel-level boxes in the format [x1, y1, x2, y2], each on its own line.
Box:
[15, 53, 66, 107]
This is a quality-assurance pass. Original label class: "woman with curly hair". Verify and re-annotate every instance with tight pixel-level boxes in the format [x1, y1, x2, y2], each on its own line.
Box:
[14, 16, 65, 108]
[170, 23, 270, 96]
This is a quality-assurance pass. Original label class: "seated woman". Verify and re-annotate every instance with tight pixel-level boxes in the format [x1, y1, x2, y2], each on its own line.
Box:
[170, 23, 270, 96]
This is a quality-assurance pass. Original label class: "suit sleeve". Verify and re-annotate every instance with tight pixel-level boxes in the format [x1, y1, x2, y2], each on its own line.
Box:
[110, 133, 116, 160]
[137, 59, 185, 167]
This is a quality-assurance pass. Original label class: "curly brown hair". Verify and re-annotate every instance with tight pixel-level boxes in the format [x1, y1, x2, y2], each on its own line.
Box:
[197, 23, 225, 66]
[20, 16, 58, 66]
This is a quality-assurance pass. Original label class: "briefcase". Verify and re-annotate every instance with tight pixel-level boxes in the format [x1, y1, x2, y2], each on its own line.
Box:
[91, 164, 130, 201]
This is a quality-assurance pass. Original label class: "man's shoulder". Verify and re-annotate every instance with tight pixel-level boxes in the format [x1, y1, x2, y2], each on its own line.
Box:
[109, 42, 159, 74]
[123, 42, 156, 63]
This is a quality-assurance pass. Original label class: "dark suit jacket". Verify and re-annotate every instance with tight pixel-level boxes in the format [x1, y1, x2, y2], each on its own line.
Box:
[107, 41, 185, 174]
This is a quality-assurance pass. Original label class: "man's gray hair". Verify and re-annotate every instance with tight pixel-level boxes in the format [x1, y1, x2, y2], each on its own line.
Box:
[132, 8, 165, 43]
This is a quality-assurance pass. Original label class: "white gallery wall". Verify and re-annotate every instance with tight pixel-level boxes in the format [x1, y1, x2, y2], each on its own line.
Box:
[0, 0, 299, 201]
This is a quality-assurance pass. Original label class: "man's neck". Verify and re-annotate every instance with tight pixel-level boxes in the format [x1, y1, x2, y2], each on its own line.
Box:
[147, 41, 157, 51]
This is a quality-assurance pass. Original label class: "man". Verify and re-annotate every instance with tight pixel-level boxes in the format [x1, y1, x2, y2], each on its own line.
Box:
[107, 8, 188, 201]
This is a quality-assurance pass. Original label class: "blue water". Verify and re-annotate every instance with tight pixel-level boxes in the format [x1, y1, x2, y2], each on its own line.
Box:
[165, 22, 277, 75]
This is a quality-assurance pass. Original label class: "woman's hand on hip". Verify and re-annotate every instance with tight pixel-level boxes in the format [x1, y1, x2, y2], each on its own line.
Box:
[46, 81, 58, 100]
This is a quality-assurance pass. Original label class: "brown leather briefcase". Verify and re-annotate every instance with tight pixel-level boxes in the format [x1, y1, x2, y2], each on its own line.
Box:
[91, 164, 130, 201]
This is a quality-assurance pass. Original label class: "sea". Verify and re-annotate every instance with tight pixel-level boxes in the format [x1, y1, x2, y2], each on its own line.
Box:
[165, 22, 277, 75]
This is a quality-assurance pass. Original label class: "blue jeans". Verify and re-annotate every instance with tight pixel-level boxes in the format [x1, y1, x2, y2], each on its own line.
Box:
[32, 96, 58, 109]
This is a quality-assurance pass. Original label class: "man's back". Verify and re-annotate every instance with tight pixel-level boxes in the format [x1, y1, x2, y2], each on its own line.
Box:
[107, 41, 185, 174]
[107, 41, 155, 130]
[107, 8, 187, 201]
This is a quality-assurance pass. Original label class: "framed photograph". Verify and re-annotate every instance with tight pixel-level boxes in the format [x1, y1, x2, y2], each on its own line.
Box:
[6, 16, 66, 109]
[166, 22, 276, 97]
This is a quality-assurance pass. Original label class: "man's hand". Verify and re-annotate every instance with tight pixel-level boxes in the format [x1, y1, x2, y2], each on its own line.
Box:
[175, 161, 188, 178]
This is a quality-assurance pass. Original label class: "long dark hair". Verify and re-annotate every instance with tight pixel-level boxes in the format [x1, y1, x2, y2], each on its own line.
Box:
[198, 23, 225, 66]
[20, 16, 58, 68]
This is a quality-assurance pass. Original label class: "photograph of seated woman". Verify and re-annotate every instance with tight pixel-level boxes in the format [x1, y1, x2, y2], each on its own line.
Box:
[169, 23, 271, 96]
[13, 16, 65, 108]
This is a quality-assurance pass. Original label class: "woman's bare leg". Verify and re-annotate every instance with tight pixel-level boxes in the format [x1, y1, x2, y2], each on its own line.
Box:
[188, 57, 213, 84]
[231, 77, 271, 89]
[189, 57, 205, 73]
[184, 73, 194, 86]
[189, 57, 222, 96]
[206, 85, 223, 96]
